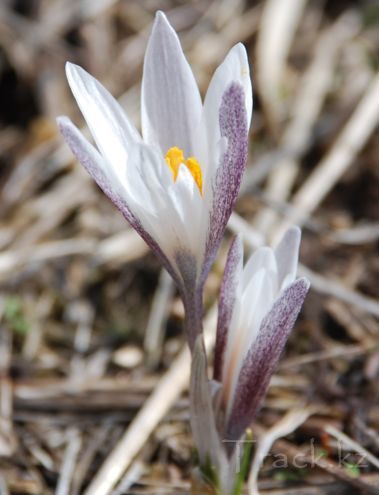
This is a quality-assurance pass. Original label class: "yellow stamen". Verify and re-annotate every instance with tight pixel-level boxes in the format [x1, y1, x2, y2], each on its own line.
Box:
[185, 157, 203, 193]
[164, 146, 184, 181]
[164, 146, 203, 194]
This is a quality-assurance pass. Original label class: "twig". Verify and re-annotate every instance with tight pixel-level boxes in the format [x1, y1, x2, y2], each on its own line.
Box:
[327, 223, 379, 245]
[254, 10, 361, 237]
[55, 428, 82, 495]
[83, 349, 190, 494]
[275, 72, 379, 242]
[257, 476, 379, 495]
[325, 425, 379, 470]
[249, 408, 315, 495]
[71, 424, 113, 495]
[228, 212, 379, 318]
[0, 229, 148, 282]
[0, 475, 9, 495]
[143, 269, 174, 368]
[111, 460, 146, 495]
[255, 0, 308, 133]
[84, 308, 217, 495]
[271, 438, 379, 495]
[280, 344, 367, 369]
[298, 264, 379, 318]
[0, 299, 16, 457]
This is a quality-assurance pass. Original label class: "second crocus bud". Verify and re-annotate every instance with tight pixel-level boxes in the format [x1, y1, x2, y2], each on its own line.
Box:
[190, 228, 310, 494]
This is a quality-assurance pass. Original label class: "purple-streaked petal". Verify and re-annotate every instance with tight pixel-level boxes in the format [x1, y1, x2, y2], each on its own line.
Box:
[202, 82, 248, 283]
[57, 116, 181, 287]
[141, 11, 202, 156]
[65, 63, 141, 167]
[202, 43, 252, 156]
[190, 336, 227, 469]
[226, 277, 310, 441]
[214, 235, 243, 382]
[274, 226, 301, 289]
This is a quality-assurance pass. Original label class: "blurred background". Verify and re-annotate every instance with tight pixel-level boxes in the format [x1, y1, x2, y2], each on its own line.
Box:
[0, 0, 379, 494]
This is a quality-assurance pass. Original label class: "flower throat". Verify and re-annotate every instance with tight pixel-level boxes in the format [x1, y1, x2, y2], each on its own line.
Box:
[164, 146, 203, 194]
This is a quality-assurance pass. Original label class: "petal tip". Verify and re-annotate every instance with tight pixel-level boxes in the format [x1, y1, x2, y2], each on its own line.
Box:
[56, 115, 70, 129]
[288, 225, 301, 239]
[65, 62, 86, 91]
[155, 10, 167, 21]
[65, 62, 93, 89]
[298, 276, 311, 293]
[280, 225, 302, 250]
[230, 233, 244, 259]
[233, 42, 248, 57]
[153, 9, 172, 32]
[65, 61, 79, 78]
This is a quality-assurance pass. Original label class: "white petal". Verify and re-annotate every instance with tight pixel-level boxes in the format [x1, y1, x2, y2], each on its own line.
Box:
[274, 226, 301, 290]
[124, 144, 204, 273]
[241, 269, 266, 338]
[57, 116, 127, 211]
[202, 43, 252, 172]
[170, 165, 202, 222]
[222, 269, 263, 418]
[66, 62, 141, 168]
[124, 144, 178, 245]
[242, 246, 277, 289]
[141, 11, 202, 156]
[223, 267, 262, 383]
[224, 267, 274, 418]
[243, 269, 275, 347]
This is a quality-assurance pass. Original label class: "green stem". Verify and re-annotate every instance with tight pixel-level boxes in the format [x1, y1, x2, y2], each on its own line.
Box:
[232, 429, 254, 495]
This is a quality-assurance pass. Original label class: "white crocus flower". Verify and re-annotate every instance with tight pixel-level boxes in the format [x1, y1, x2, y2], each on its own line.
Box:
[189, 228, 309, 493]
[57, 11, 252, 347]
[213, 227, 310, 441]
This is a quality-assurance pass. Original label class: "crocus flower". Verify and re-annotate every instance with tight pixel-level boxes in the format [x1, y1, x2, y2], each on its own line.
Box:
[213, 227, 310, 442]
[189, 228, 309, 493]
[57, 11, 252, 347]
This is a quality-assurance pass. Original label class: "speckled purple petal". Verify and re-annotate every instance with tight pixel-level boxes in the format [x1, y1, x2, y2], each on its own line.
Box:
[202, 82, 248, 283]
[226, 277, 310, 441]
[57, 116, 181, 287]
[214, 235, 243, 382]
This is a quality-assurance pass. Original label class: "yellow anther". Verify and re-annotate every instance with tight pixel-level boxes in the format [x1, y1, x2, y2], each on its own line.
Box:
[185, 157, 203, 194]
[164, 146, 203, 194]
[165, 147, 184, 181]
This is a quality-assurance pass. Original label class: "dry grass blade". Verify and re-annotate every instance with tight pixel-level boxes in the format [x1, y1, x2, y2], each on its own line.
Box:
[272, 439, 379, 495]
[255, 0, 308, 133]
[254, 10, 361, 238]
[324, 425, 379, 470]
[298, 264, 379, 318]
[111, 460, 146, 495]
[328, 223, 379, 244]
[275, 72, 379, 242]
[248, 408, 314, 495]
[84, 307, 217, 495]
[83, 350, 188, 494]
[1, 2, 378, 493]
[55, 428, 82, 495]
[229, 212, 379, 317]
[143, 269, 174, 368]
[0, 300, 16, 458]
